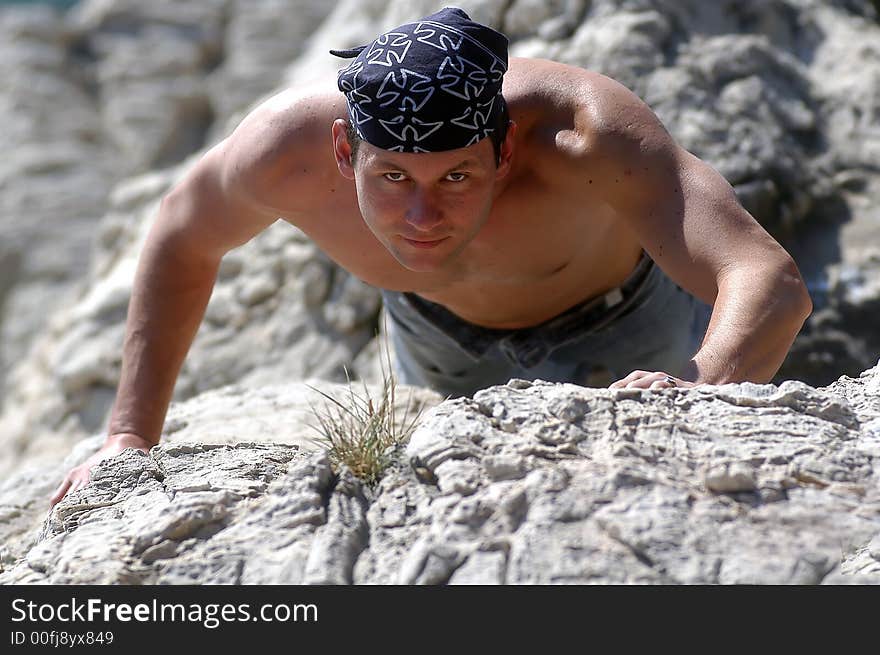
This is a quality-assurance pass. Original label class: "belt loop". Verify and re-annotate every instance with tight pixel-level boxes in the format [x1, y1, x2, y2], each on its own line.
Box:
[498, 338, 518, 366]
[604, 288, 624, 308]
[500, 334, 548, 368]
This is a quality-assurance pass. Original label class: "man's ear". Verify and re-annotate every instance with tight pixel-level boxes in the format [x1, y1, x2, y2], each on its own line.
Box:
[332, 119, 355, 179]
[497, 120, 517, 179]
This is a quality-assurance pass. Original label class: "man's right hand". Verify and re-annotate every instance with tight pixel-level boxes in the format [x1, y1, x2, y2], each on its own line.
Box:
[49, 433, 156, 508]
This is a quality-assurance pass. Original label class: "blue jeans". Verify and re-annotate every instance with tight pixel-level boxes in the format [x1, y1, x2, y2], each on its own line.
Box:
[380, 255, 712, 398]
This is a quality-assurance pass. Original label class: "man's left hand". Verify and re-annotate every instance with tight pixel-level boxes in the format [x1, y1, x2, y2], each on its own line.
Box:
[609, 370, 698, 390]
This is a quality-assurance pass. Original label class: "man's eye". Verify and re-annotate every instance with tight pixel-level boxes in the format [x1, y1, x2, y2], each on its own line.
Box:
[384, 172, 407, 182]
[446, 172, 468, 182]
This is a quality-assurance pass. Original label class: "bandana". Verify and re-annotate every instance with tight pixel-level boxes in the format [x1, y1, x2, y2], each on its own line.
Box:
[330, 7, 509, 153]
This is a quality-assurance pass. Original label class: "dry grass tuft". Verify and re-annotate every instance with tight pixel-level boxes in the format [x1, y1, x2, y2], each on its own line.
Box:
[308, 335, 424, 485]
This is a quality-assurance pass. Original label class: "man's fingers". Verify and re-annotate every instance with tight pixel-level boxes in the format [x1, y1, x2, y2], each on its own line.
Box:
[609, 370, 649, 389]
[624, 372, 672, 389]
[49, 472, 89, 508]
[611, 370, 691, 391]
[49, 477, 72, 508]
[625, 377, 656, 389]
[71, 476, 89, 494]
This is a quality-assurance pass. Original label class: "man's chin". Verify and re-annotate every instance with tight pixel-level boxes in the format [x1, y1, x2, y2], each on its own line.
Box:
[389, 238, 458, 272]
[390, 248, 452, 273]
[394, 255, 447, 273]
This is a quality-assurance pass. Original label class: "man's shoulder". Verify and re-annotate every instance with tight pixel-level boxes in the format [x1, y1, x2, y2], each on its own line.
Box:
[508, 57, 675, 162]
[221, 83, 346, 208]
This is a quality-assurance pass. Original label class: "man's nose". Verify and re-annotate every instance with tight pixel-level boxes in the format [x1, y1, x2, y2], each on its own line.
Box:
[404, 191, 443, 233]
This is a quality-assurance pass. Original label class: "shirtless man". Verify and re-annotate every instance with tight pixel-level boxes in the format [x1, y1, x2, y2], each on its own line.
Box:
[50, 8, 812, 506]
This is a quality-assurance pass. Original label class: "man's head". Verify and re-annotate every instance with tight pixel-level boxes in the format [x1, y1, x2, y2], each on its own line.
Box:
[329, 7, 516, 273]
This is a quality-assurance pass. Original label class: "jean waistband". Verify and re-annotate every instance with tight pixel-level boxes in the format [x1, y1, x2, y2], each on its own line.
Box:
[394, 252, 656, 368]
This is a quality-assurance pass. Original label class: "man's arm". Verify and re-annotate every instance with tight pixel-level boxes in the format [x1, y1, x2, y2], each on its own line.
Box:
[50, 116, 284, 506]
[578, 74, 812, 387]
[106, 142, 280, 441]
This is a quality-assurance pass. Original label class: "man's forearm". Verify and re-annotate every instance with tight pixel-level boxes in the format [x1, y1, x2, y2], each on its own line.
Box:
[681, 260, 812, 385]
[107, 223, 220, 444]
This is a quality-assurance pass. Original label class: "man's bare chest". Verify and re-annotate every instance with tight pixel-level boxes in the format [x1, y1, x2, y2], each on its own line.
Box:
[295, 178, 597, 279]
[286, 178, 641, 327]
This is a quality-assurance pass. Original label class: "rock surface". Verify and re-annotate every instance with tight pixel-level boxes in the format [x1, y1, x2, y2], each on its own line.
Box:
[0, 4, 114, 394]
[2, 367, 877, 584]
[0, 380, 442, 577]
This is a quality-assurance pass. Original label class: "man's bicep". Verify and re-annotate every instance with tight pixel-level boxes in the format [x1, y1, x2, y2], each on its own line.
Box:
[592, 95, 779, 306]
[159, 138, 280, 261]
[622, 147, 788, 306]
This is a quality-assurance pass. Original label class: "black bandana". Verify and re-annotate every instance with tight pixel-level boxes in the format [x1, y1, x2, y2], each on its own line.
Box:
[330, 7, 509, 153]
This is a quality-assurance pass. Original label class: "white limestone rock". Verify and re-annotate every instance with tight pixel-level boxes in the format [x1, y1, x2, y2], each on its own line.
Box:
[4, 369, 877, 585]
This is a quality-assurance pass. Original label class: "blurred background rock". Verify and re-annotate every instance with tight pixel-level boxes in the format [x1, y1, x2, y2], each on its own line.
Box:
[1, 0, 879, 479]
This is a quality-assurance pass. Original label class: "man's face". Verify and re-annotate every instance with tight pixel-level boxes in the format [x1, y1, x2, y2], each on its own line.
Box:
[332, 120, 514, 273]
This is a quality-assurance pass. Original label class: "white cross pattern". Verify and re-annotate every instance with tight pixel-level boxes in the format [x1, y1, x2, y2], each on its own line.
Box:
[379, 115, 444, 144]
[366, 32, 412, 67]
[486, 58, 506, 83]
[338, 62, 373, 107]
[463, 129, 494, 147]
[413, 23, 463, 52]
[337, 59, 363, 80]
[349, 103, 374, 131]
[451, 94, 498, 139]
[377, 69, 435, 112]
[437, 56, 490, 100]
[387, 145, 432, 153]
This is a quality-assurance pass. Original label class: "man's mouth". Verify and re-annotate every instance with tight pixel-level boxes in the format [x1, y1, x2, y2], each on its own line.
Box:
[401, 236, 449, 249]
